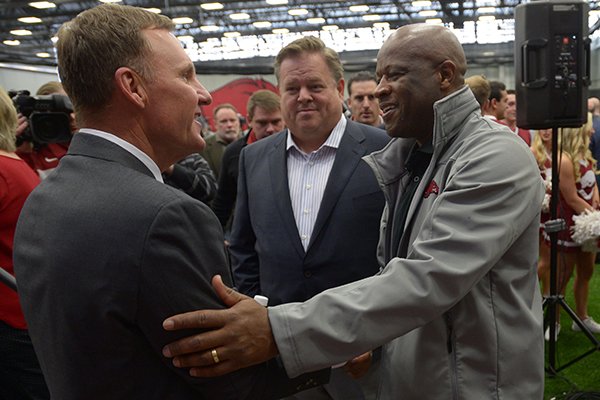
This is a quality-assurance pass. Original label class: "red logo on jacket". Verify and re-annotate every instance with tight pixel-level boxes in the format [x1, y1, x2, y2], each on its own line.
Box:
[424, 180, 439, 198]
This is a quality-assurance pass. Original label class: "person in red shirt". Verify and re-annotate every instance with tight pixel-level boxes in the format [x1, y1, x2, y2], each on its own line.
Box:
[0, 87, 49, 398]
[502, 89, 533, 146]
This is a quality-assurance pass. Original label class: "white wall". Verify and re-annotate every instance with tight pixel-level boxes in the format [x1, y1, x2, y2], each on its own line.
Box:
[0, 64, 59, 94]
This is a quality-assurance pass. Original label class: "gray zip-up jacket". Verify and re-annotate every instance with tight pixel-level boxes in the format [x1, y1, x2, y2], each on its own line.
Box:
[269, 86, 545, 399]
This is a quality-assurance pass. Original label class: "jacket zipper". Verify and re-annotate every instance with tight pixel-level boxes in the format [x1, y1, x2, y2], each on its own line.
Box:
[445, 312, 459, 400]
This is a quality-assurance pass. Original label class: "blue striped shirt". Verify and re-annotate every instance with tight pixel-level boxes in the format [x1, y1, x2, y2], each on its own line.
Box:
[286, 116, 347, 250]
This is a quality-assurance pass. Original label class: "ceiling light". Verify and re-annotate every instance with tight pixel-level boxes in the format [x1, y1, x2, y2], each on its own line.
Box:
[373, 22, 390, 29]
[266, 0, 288, 4]
[144, 8, 161, 13]
[253, 21, 272, 28]
[177, 35, 194, 41]
[18, 17, 42, 23]
[478, 7, 496, 13]
[98, 0, 121, 3]
[425, 18, 443, 24]
[229, 12, 250, 20]
[201, 2, 224, 10]
[362, 14, 381, 21]
[3, 40, 21, 46]
[478, 15, 496, 21]
[288, 8, 309, 16]
[28, 1, 56, 9]
[272, 28, 290, 34]
[419, 10, 438, 17]
[349, 5, 369, 12]
[200, 25, 220, 32]
[224, 31, 241, 38]
[307, 17, 326, 24]
[322, 25, 339, 31]
[172, 17, 193, 24]
[10, 29, 32, 36]
[412, 0, 432, 7]
[36, 52, 51, 58]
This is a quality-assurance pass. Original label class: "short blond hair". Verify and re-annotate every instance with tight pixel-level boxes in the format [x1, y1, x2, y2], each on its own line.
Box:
[465, 75, 490, 108]
[273, 36, 343, 84]
[0, 87, 18, 152]
[36, 81, 64, 96]
[57, 4, 173, 116]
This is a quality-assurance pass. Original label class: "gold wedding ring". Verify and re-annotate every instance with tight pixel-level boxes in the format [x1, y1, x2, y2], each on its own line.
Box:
[211, 348, 220, 364]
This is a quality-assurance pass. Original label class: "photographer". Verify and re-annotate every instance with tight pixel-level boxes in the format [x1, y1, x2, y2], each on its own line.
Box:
[15, 81, 76, 179]
[0, 86, 49, 399]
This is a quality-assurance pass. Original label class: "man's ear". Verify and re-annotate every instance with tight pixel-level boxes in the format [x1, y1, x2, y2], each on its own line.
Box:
[114, 67, 147, 108]
[438, 60, 457, 91]
[337, 78, 345, 100]
[482, 99, 491, 113]
[490, 98, 498, 111]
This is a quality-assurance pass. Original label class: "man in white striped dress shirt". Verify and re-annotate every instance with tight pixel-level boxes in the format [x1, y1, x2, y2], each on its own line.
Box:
[227, 36, 389, 400]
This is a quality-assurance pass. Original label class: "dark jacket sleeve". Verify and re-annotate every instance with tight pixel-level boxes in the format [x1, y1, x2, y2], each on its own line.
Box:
[163, 153, 217, 203]
[212, 140, 243, 228]
[228, 148, 261, 297]
[137, 196, 327, 399]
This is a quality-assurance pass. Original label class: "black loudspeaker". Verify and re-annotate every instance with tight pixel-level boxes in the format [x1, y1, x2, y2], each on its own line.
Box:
[515, 0, 590, 129]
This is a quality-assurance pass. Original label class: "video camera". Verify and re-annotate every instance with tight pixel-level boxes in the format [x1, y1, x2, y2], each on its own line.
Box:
[10, 89, 74, 146]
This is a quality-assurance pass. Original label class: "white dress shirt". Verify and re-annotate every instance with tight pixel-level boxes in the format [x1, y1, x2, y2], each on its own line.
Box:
[286, 115, 346, 250]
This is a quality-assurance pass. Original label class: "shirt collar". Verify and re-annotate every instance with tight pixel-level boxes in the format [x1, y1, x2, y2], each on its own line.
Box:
[286, 115, 346, 154]
[79, 128, 163, 182]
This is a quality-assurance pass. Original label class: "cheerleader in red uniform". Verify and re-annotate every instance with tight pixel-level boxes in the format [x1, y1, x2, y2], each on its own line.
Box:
[544, 113, 600, 339]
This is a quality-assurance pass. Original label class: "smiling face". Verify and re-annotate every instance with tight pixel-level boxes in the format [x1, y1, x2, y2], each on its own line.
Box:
[374, 25, 465, 144]
[375, 35, 442, 143]
[278, 52, 344, 150]
[539, 128, 552, 143]
[141, 29, 212, 167]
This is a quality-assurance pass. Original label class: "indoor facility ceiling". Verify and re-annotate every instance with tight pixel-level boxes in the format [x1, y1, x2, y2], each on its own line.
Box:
[0, 0, 598, 73]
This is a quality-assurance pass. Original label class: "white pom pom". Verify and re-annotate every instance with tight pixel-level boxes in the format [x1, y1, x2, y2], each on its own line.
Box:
[542, 193, 551, 213]
[571, 209, 600, 249]
[544, 175, 552, 192]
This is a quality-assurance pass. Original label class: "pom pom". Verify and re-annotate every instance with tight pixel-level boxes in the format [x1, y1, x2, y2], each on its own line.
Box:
[571, 209, 600, 247]
[542, 193, 551, 213]
[544, 174, 552, 192]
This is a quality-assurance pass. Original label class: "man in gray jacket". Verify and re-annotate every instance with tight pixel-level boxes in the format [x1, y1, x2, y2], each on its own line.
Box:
[162, 23, 545, 399]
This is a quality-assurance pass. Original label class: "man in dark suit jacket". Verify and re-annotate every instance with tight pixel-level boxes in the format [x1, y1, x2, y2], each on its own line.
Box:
[230, 36, 389, 400]
[13, 4, 326, 399]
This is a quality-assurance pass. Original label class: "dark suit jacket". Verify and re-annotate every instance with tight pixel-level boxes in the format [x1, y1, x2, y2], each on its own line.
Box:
[13, 133, 327, 400]
[230, 120, 390, 305]
[212, 133, 249, 228]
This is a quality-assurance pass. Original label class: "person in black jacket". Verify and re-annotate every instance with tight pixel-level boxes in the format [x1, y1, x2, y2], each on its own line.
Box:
[212, 90, 284, 235]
